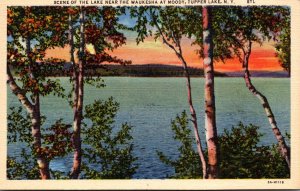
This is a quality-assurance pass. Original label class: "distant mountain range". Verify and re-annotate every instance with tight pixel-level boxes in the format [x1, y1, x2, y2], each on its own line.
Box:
[85, 64, 227, 77]
[225, 70, 290, 78]
[95, 64, 288, 78]
[19, 63, 288, 78]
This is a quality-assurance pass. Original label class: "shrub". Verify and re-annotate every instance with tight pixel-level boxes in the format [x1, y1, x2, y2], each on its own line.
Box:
[82, 97, 138, 179]
[7, 107, 72, 179]
[219, 122, 289, 178]
[7, 97, 138, 179]
[157, 111, 202, 178]
[157, 112, 290, 179]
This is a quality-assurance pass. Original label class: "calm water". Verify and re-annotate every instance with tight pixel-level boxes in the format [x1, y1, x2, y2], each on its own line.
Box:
[7, 77, 290, 179]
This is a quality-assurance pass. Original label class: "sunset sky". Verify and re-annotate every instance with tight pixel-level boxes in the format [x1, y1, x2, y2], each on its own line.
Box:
[46, 13, 283, 73]
[107, 33, 281, 72]
[46, 34, 282, 72]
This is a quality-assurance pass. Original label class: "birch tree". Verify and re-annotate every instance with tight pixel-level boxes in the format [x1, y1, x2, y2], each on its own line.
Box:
[131, 6, 208, 178]
[68, 6, 85, 179]
[7, 6, 68, 179]
[202, 6, 218, 179]
[130, 6, 239, 178]
[8, 6, 132, 179]
[67, 6, 131, 178]
[214, 6, 291, 168]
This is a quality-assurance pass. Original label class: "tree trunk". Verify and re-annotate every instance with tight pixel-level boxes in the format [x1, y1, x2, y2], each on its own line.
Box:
[202, 6, 219, 179]
[178, 56, 208, 179]
[7, 36, 51, 179]
[26, 37, 51, 179]
[69, 13, 79, 119]
[31, 97, 51, 179]
[243, 41, 290, 169]
[7, 66, 34, 113]
[70, 7, 85, 179]
[150, 10, 208, 178]
[8, 69, 50, 179]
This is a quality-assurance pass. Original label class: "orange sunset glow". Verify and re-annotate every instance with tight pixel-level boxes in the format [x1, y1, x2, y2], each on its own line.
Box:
[46, 36, 282, 72]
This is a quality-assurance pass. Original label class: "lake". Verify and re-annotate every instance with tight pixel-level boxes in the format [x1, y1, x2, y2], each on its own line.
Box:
[7, 77, 290, 179]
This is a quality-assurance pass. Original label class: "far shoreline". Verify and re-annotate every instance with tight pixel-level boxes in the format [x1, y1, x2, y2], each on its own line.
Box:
[45, 75, 290, 78]
[15, 63, 289, 78]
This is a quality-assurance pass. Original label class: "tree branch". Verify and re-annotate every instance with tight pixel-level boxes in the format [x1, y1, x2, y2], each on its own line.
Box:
[150, 10, 180, 56]
[7, 65, 34, 113]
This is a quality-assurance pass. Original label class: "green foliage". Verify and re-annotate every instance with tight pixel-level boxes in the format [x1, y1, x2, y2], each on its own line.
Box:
[82, 98, 138, 179]
[7, 153, 40, 180]
[7, 107, 40, 179]
[7, 100, 138, 180]
[7, 106, 33, 143]
[213, 6, 290, 65]
[158, 113, 289, 179]
[130, 6, 235, 63]
[274, 8, 290, 75]
[130, 7, 201, 44]
[219, 122, 289, 178]
[157, 111, 202, 178]
[84, 76, 106, 89]
[7, 107, 72, 179]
